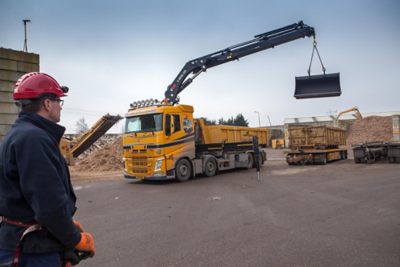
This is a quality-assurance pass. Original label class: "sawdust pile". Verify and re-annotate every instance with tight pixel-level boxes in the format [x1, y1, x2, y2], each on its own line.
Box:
[72, 135, 123, 171]
[346, 116, 393, 145]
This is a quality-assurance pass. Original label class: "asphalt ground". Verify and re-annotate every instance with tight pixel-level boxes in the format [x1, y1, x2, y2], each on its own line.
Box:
[73, 155, 400, 267]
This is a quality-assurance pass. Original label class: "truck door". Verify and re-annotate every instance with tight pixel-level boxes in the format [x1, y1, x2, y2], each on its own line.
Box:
[165, 114, 181, 138]
[165, 112, 195, 157]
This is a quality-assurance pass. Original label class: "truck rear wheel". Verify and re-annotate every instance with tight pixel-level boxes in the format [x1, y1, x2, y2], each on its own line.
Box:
[176, 158, 192, 182]
[204, 157, 217, 177]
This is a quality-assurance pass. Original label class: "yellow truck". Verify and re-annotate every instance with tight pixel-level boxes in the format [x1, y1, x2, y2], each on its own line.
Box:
[123, 102, 267, 181]
[123, 21, 340, 181]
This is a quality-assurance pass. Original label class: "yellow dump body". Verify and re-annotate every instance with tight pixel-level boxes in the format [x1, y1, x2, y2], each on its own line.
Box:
[196, 119, 268, 146]
[288, 125, 346, 149]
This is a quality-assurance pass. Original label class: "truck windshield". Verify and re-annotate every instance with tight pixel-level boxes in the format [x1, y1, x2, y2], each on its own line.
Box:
[125, 113, 163, 133]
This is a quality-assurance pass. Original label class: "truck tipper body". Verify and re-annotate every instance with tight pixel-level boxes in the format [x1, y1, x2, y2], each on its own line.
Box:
[123, 103, 267, 181]
[196, 119, 267, 147]
[286, 125, 347, 165]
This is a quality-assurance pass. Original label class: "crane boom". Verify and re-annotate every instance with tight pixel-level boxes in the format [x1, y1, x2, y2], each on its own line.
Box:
[164, 21, 315, 104]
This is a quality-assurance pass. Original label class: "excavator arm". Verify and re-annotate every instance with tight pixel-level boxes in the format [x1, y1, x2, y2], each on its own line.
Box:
[164, 21, 316, 104]
[337, 107, 362, 120]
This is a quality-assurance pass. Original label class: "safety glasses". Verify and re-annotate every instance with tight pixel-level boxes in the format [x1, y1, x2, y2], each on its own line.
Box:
[49, 98, 64, 106]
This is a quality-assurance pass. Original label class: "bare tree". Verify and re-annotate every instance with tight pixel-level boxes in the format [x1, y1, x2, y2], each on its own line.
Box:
[75, 117, 89, 134]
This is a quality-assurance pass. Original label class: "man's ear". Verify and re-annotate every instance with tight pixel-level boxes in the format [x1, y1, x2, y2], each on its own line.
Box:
[41, 98, 52, 112]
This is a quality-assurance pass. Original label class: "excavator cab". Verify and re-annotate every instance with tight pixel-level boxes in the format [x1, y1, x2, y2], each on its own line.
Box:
[294, 72, 341, 99]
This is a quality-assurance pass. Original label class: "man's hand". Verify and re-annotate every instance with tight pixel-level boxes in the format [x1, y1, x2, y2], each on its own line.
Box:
[75, 232, 95, 257]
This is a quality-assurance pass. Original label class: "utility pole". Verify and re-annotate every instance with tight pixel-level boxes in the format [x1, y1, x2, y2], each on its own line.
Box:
[23, 19, 31, 52]
[267, 115, 272, 126]
[254, 111, 261, 127]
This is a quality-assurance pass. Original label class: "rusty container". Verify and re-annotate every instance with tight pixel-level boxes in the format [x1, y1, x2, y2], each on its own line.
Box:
[288, 125, 346, 149]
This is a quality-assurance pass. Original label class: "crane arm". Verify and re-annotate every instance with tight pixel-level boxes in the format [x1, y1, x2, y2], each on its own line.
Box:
[164, 21, 315, 104]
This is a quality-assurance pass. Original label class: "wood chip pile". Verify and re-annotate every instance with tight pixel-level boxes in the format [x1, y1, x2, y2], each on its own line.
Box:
[76, 134, 120, 160]
[346, 116, 393, 145]
[72, 135, 123, 171]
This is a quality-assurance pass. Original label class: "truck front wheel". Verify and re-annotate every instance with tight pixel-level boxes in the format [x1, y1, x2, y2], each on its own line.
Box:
[176, 158, 192, 182]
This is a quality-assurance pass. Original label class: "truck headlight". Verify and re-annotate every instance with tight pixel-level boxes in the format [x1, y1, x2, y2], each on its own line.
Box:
[154, 158, 164, 172]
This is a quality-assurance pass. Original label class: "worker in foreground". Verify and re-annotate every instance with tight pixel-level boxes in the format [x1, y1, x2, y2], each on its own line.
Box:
[0, 72, 95, 266]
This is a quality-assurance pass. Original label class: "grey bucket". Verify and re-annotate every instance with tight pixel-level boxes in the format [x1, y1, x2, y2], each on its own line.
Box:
[294, 73, 341, 99]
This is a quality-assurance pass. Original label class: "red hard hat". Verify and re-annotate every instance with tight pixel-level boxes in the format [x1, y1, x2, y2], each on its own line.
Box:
[13, 72, 68, 100]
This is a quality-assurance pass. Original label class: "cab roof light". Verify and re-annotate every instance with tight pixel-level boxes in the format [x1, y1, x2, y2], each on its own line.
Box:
[129, 98, 165, 110]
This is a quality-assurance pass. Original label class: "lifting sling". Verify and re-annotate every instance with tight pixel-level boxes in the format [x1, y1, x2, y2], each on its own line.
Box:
[294, 39, 341, 99]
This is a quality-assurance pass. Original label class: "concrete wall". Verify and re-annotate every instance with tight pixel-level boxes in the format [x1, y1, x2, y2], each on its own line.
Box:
[0, 48, 39, 141]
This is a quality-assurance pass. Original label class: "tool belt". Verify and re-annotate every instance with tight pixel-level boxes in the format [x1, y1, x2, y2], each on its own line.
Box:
[1, 217, 42, 267]
[1, 217, 38, 229]
[1, 217, 91, 267]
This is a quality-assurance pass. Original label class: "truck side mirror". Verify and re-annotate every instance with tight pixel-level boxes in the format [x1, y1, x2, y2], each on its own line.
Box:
[165, 115, 171, 136]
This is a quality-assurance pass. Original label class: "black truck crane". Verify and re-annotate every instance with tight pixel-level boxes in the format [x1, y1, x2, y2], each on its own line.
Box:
[164, 21, 340, 105]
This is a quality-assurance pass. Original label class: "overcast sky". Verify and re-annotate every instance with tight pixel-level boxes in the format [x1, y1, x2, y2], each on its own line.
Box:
[1, 0, 399, 133]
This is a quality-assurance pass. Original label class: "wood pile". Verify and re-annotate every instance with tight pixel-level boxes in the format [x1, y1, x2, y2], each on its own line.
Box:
[346, 116, 393, 145]
[72, 135, 123, 171]
[76, 134, 120, 160]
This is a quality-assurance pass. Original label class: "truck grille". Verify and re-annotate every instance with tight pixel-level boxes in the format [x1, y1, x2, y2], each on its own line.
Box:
[131, 157, 148, 174]
[132, 150, 147, 154]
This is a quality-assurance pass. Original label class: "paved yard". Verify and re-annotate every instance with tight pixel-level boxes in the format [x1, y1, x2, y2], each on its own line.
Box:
[73, 159, 400, 267]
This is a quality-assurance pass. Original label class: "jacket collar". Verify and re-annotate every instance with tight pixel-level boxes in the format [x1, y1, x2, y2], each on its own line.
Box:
[18, 112, 66, 143]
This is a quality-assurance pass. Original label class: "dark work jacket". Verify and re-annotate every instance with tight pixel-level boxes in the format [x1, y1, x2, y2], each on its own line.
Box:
[0, 112, 81, 253]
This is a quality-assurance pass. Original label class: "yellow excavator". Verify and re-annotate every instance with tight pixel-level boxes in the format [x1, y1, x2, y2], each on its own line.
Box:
[336, 107, 362, 120]
[60, 114, 122, 165]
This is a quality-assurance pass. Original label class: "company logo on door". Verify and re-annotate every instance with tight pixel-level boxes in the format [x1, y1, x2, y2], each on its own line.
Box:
[183, 117, 193, 133]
